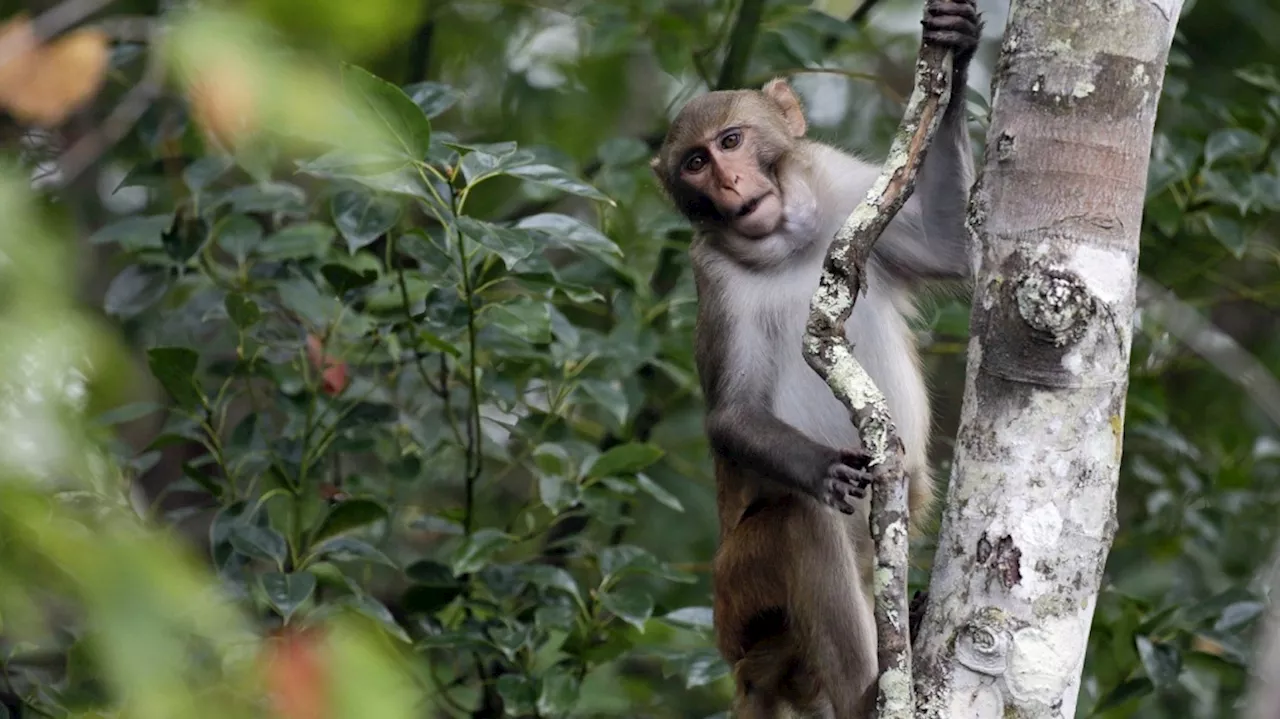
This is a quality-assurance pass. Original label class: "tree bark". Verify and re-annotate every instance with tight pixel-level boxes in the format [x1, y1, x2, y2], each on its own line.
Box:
[912, 1, 1185, 716]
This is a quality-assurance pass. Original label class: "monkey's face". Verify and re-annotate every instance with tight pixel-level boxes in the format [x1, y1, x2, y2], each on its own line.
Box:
[676, 125, 784, 238]
[652, 81, 808, 240]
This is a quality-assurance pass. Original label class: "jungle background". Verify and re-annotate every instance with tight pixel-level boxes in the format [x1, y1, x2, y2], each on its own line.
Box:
[0, 0, 1278, 717]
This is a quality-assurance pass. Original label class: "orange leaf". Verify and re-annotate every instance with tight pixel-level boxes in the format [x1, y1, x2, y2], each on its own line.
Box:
[264, 627, 329, 719]
[0, 17, 110, 126]
[305, 334, 350, 396]
[188, 60, 259, 150]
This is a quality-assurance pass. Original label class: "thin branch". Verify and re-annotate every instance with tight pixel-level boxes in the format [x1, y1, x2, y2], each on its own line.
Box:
[799, 14, 957, 719]
[850, 0, 888, 25]
[55, 30, 164, 187]
[714, 0, 766, 90]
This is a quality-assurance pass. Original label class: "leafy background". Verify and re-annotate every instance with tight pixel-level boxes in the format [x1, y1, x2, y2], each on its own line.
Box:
[1, 0, 1279, 717]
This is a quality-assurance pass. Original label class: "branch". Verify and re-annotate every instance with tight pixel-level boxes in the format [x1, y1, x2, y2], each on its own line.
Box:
[849, 0, 887, 25]
[799, 16, 957, 719]
[715, 0, 766, 90]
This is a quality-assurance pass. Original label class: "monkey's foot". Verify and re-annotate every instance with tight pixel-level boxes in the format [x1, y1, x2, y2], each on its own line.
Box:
[823, 448, 874, 514]
[923, 0, 983, 61]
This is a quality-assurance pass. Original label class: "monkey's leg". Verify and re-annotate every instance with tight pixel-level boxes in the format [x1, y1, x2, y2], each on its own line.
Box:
[788, 515, 878, 719]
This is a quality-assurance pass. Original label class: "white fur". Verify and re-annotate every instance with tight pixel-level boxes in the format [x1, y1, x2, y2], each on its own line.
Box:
[707, 142, 933, 476]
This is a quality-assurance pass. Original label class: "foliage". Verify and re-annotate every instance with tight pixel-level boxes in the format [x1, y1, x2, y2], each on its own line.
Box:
[0, 0, 1278, 718]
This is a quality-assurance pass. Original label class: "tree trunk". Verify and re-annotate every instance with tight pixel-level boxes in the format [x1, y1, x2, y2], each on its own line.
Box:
[912, 1, 1185, 716]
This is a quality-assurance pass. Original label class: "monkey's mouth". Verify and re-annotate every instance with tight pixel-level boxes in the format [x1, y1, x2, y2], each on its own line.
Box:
[735, 194, 768, 218]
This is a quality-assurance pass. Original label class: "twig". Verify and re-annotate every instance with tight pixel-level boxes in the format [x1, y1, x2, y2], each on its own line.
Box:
[799, 12, 957, 719]
[55, 28, 164, 187]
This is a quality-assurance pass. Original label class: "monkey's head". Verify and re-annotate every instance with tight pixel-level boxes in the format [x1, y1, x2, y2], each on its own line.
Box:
[651, 78, 807, 239]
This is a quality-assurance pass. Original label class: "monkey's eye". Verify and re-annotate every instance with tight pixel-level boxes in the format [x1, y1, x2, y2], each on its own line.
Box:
[721, 131, 742, 150]
[684, 154, 708, 173]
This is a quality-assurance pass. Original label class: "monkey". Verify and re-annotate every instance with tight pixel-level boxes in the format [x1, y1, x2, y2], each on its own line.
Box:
[648, 2, 982, 716]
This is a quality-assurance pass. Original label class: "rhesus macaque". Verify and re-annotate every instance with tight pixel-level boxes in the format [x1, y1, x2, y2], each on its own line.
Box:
[649, 1, 982, 716]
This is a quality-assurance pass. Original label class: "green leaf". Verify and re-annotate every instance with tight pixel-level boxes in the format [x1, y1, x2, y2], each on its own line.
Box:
[519, 565, 583, 607]
[146, 347, 202, 410]
[403, 81, 461, 118]
[260, 223, 335, 260]
[223, 182, 307, 214]
[91, 401, 162, 427]
[331, 189, 401, 253]
[161, 213, 208, 263]
[635, 473, 684, 512]
[309, 536, 398, 568]
[1135, 635, 1181, 688]
[586, 443, 665, 479]
[181, 461, 224, 500]
[409, 515, 465, 535]
[538, 473, 580, 514]
[89, 215, 169, 250]
[515, 212, 621, 260]
[214, 214, 264, 264]
[661, 606, 714, 631]
[228, 524, 289, 567]
[338, 594, 412, 643]
[1093, 677, 1153, 712]
[342, 63, 432, 161]
[103, 265, 171, 319]
[1214, 601, 1265, 632]
[224, 293, 261, 328]
[600, 586, 653, 632]
[495, 674, 537, 715]
[260, 571, 316, 621]
[579, 380, 629, 426]
[313, 499, 390, 543]
[485, 296, 552, 343]
[456, 216, 537, 268]
[657, 648, 732, 689]
[598, 545, 695, 585]
[182, 155, 234, 191]
[322, 262, 379, 294]
[1202, 214, 1249, 258]
[336, 402, 399, 428]
[1204, 128, 1265, 166]
[536, 669, 581, 716]
[450, 528, 514, 575]
[506, 164, 614, 204]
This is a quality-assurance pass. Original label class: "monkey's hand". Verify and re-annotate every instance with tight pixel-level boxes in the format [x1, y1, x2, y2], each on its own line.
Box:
[923, 0, 984, 66]
[822, 449, 875, 515]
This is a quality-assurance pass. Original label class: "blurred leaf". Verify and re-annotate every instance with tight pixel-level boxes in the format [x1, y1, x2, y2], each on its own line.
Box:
[89, 215, 169, 250]
[313, 499, 390, 543]
[496, 674, 537, 715]
[457, 216, 537, 268]
[225, 292, 262, 328]
[104, 265, 171, 318]
[230, 524, 290, 567]
[147, 346, 202, 410]
[506, 164, 613, 204]
[1204, 128, 1264, 166]
[403, 81, 461, 118]
[1202, 214, 1249, 257]
[600, 586, 653, 632]
[661, 606, 714, 631]
[451, 529, 514, 575]
[1135, 635, 1182, 688]
[516, 212, 621, 260]
[261, 222, 336, 260]
[215, 213, 265, 263]
[331, 189, 401, 253]
[261, 571, 316, 621]
[486, 296, 552, 344]
[342, 63, 432, 161]
[536, 669, 581, 715]
[1093, 677, 1154, 712]
[309, 537, 397, 569]
[587, 443, 665, 479]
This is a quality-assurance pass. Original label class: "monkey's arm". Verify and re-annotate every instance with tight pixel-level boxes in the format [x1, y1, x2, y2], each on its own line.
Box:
[876, 0, 981, 283]
[692, 254, 868, 513]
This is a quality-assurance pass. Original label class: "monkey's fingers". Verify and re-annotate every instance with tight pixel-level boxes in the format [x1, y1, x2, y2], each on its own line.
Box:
[925, 0, 978, 21]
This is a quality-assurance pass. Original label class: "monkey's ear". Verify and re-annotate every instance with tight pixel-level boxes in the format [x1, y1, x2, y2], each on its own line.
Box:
[649, 154, 664, 180]
[762, 78, 806, 137]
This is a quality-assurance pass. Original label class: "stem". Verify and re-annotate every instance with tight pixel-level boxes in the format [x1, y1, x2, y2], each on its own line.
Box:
[799, 27, 957, 719]
[715, 0, 766, 90]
